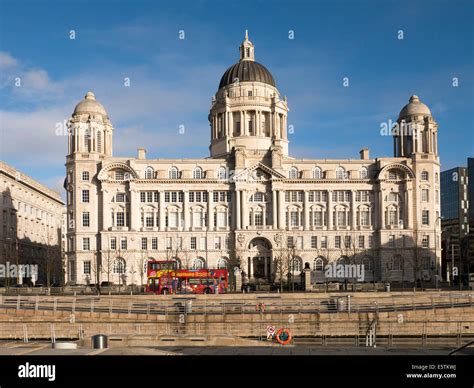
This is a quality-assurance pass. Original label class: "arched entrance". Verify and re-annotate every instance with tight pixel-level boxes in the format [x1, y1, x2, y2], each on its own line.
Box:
[248, 237, 272, 281]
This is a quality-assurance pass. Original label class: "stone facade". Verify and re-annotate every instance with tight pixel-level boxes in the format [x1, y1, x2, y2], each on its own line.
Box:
[0, 161, 65, 285]
[65, 35, 441, 287]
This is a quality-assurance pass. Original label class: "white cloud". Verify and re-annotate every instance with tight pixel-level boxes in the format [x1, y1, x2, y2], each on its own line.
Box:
[0, 52, 18, 68]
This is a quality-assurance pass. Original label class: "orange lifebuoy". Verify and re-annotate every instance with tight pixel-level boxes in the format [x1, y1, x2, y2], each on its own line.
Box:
[275, 328, 292, 345]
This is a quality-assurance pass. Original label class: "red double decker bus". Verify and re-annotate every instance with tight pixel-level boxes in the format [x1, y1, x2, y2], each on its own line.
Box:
[146, 260, 228, 294]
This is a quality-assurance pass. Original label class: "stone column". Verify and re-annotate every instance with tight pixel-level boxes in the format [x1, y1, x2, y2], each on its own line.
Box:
[242, 190, 248, 230]
[272, 190, 278, 229]
[129, 188, 139, 231]
[278, 190, 285, 230]
[327, 190, 333, 230]
[304, 190, 310, 229]
[406, 188, 412, 229]
[207, 190, 213, 231]
[183, 190, 189, 231]
[236, 190, 241, 230]
[351, 190, 356, 229]
[159, 191, 165, 230]
[264, 257, 268, 279]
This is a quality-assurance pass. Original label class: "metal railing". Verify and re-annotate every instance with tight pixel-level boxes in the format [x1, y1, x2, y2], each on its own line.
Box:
[0, 319, 472, 347]
[0, 293, 472, 317]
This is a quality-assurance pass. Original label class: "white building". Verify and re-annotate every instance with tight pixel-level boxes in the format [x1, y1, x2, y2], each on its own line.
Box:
[0, 161, 65, 285]
[65, 34, 441, 287]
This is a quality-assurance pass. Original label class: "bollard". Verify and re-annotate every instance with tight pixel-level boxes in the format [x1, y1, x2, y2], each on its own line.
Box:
[91, 334, 108, 349]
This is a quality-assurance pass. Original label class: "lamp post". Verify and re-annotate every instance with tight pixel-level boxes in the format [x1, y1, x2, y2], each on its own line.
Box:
[434, 216, 443, 289]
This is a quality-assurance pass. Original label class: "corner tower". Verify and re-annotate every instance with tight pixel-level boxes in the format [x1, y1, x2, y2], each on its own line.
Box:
[209, 32, 289, 158]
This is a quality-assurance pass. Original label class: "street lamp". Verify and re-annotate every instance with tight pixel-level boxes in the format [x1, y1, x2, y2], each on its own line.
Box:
[434, 216, 443, 289]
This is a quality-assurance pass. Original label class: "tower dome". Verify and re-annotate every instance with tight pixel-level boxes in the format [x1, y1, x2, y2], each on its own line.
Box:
[218, 31, 276, 89]
[398, 95, 431, 119]
[219, 61, 275, 89]
[209, 32, 289, 158]
[73, 91, 108, 117]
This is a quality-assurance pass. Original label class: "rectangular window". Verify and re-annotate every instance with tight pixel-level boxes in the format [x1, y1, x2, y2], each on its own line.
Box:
[141, 237, 147, 250]
[115, 171, 124, 180]
[82, 190, 89, 203]
[321, 236, 328, 249]
[120, 238, 127, 250]
[368, 236, 373, 248]
[422, 235, 429, 248]
[190, 237, 197, 250]
[335, 236, 341, 249]
[389, 235, 395, 248]
[358, 235, 365, 248]
[110, 237, 116, 250]
[422, 210, 429, 225]
[254, 212, 263, 226]
[344, 236, 351, 249]
[337, 211, 347, 226]
[421, 189, 429, 202]
[82, 171, 89, 181]
[151, 237, 158, 250]
[214, 237, 221, 249]
[145, 212, 154, 227]
[140, 192, 146, 203]
[165, 237, 172, 250]
[168, 212, 178, 228]
[116, 193, 126, 202]
[82, 212, 90, 227]
[290, 211, 299, 227]
[82, 237, 90, 250]
[287, 236, 294, 248]
[311, 236, 317, 249]
[217, 212, 226, 228]
[83, 261, 91, 275]
[116, 212, 125, 227]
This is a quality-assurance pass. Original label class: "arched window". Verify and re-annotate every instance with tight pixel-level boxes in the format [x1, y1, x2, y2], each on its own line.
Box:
[193, 167, 203, 179]
[145, 167, 154, 179]
[359, 166, 368, 179]
[337, 256, 349, 265]
[217, 167, 227, 180]
[336, 167, 346, 180]
[313, 167, 322, 179]
[288, 167, 298, 179]
[97, 131, 102, 153]
[421, 171, 429, 181]
[191, 257, 205, 270]
[292, 256, 303, 272]
[217, 258, 228, 269]
[169, 167, 179, 179]
[113, 258, 126, 274]
[313, 257, 325, 271]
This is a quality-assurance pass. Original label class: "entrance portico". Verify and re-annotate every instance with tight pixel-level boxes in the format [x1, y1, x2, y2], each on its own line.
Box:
[247, 237, 273, 282]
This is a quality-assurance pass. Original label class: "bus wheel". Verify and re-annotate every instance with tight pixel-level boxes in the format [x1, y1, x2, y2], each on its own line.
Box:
[204, 288, 212, 294]
[162, 288, 169, 295]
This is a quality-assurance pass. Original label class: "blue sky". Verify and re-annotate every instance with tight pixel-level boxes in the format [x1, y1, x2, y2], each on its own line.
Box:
[0, 0, 473, 195]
